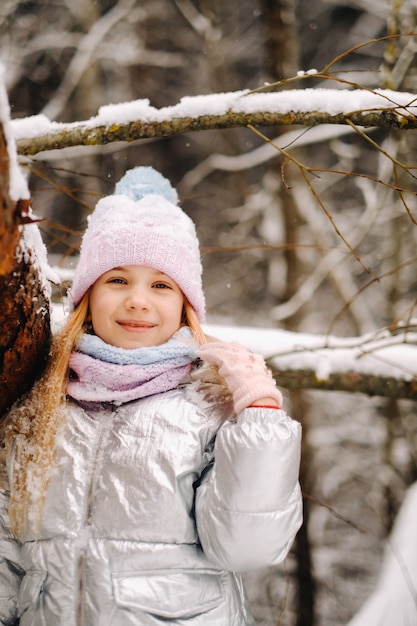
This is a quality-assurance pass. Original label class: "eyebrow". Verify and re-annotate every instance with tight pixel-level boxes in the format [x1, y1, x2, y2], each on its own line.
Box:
[108, 267, 168, 278]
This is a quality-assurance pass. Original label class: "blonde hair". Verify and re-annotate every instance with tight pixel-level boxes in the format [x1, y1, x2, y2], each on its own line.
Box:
[183, 298, 207, 345]
[5, 291, 206, 538]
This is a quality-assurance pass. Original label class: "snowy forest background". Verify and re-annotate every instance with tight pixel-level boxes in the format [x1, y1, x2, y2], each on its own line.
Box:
[2, 0, 417, 624]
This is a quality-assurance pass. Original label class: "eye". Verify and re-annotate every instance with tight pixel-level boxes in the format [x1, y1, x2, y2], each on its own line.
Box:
[107, 277, 127, 285]
[153, 282, 171, 289]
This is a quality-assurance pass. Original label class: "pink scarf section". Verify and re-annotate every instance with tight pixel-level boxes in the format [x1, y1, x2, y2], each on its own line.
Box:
[67, 340, 196, 405]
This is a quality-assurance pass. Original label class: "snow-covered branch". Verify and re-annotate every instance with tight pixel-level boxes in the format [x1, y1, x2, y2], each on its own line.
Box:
[206, 323, 417, 401]
[12, 87, 417, 156]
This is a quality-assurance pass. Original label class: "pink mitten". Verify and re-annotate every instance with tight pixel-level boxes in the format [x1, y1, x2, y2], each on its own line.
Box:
[197, 341, 283, 414]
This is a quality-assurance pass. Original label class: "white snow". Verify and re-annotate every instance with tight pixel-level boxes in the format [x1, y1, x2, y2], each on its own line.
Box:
[347, 481, 417, 626]
[18, 210, 60, 298]
[0, 66, 29, 200]
[9, 113, 54, 140]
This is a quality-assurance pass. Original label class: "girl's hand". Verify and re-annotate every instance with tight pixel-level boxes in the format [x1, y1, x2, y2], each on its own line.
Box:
[197, 341, 283, 414]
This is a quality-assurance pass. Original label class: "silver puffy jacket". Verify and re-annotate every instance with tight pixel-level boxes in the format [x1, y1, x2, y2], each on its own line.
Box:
[0, 370, 302, 626]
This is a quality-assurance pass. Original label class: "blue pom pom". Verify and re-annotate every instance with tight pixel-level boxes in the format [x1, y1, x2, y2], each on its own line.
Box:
[114, 166, 178, 205]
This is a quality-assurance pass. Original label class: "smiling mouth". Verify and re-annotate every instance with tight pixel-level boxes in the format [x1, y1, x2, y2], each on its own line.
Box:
[117, 321, 156, 331]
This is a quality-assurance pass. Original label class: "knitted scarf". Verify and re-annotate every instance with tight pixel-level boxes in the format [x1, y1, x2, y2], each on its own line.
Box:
[67, 327, 198, 405]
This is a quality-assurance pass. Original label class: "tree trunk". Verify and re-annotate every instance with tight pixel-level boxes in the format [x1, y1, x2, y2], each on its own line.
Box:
[0, 122, 51, 418]
[261, 1, 316, 624]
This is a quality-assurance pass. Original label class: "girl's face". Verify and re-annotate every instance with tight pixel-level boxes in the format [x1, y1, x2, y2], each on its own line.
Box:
[89, 265, 185, 349]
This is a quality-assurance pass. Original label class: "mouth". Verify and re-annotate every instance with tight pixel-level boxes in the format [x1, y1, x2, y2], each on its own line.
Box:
[116, 320, 156, 332]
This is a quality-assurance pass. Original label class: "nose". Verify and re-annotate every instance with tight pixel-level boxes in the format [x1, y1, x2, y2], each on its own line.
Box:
[124, 286, 150, 310]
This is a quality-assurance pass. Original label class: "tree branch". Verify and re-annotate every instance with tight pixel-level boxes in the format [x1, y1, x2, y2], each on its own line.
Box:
[206, 322, 417, 402]
[13, 88, 417, 156]
[270, 367, 417, 401]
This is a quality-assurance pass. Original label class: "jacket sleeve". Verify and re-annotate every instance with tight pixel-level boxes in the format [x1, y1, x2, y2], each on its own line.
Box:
[0, 484, 23, 625]
[195, 407, 302, 572]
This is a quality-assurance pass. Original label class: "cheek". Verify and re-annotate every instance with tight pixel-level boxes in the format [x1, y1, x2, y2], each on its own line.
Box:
[175, 297, 185, 322]
[89, 292, 111, 322]
[89, 294, 100, 320]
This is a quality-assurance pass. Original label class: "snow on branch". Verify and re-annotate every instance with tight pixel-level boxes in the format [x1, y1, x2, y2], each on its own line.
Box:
[12, 87, 417, 156]
[205, 323, 417, 401]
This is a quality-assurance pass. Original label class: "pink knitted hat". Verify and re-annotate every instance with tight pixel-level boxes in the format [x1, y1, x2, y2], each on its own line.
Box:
[70, 167, 205, 321]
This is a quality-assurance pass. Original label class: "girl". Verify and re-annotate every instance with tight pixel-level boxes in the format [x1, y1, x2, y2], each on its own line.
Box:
[0, 167, 302, 625]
